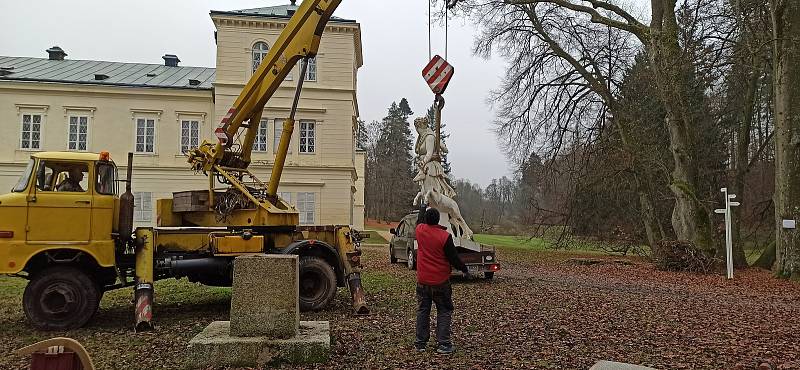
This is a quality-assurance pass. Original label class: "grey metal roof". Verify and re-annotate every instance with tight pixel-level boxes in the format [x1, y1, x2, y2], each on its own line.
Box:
[0, 56, 215, 90]
[211, 3, 355, 23]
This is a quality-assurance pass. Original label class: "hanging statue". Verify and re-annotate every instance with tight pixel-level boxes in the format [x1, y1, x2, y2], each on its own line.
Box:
[413, 117, 473, 238]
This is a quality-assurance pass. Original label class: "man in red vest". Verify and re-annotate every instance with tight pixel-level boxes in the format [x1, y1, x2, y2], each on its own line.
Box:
[414, 208, 469, 354]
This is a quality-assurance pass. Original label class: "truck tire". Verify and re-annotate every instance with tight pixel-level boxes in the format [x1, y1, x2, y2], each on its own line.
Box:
[389, 245, 398, 264]
[23, 266, 100, 331]
[484, 272, 494, 280]
[298, 256, 337, 312]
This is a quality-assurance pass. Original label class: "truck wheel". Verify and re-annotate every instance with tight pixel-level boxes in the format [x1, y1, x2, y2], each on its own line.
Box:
[389, 245, 398, 264]
[484, 272, 494, 280]
[298, 256, 337, 312]
[407, 249, 416, 271]
[23, 266, 100, 331]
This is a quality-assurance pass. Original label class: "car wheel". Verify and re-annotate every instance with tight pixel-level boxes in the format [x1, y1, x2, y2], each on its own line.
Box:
[407, 249, 416, 271]
[298, 256, 337, 312]
[484, 272, 494, 280]
[389, 244, 397, 264]
[23, 266, 100, 331]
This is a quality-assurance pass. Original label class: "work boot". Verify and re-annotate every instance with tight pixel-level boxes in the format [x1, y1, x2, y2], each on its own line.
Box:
[414, 344, 426, 352]
[436, 344, 455, 354]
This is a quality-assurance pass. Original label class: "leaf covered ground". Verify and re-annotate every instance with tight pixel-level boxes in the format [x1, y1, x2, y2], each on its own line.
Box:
[1, 245, 799, 369]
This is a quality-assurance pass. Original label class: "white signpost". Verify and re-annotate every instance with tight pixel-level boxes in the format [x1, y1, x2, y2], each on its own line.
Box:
[714, 187, 740, 279]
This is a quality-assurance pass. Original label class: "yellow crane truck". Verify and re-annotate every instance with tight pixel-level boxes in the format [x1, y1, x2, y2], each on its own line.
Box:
[0, 0, 369, 331]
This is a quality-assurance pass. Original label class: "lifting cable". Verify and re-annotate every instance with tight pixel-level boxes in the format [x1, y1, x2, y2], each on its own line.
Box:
[427, 0, 450, 61]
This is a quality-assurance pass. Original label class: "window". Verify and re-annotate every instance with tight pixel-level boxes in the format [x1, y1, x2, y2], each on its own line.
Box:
[134, 192, 153, 222]
[180, 119, 199, 153]
[20, 113, 43, 150]
[96, 162, 117, 195]
[12, 159, 35, 192]
[297, 192, 315, 225]
[254, 119, 268, 152]
[135, 117, 155, 153]
[252, 41, 269, 72]
[299, 120, 315, 153]
[35, 161, 89, 193]
[68, 115, 89, 151]
[305, 57, 317, 81]
[278, 191, 292, 204]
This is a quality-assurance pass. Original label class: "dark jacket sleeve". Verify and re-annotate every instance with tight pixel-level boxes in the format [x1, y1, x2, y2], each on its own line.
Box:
[443, 235, 468, 273]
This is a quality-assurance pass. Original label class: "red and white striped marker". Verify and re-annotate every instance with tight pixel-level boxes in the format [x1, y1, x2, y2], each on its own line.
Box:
[215, 127, 228, 145]
[422, 55, 454, 95]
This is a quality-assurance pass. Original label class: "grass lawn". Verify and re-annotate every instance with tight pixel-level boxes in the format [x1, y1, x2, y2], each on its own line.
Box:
[360, 230, 388, 244]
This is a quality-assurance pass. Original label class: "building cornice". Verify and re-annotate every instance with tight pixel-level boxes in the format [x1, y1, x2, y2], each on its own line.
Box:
[0, 80, 212, 99]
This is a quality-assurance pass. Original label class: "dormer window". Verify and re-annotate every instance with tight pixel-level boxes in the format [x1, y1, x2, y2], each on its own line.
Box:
[252, 42, 269, 72]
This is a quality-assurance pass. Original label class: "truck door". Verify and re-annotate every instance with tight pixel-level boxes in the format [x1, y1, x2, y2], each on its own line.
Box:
[26, 160, 91, 243]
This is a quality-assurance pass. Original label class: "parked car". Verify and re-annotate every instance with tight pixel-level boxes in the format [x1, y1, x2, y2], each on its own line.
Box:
[388, 211, 499, 279]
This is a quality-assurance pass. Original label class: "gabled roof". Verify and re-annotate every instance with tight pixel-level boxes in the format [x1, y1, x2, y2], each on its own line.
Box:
[0, 56, 215, 90]
[211, 3, 355, 23]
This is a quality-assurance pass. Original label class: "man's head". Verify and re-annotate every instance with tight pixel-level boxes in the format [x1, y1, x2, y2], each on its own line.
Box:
[424, 207, 440, 226]
[69, 167, 84, 182]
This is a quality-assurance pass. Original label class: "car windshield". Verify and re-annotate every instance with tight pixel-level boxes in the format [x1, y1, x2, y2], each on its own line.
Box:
[12, 159, 35, 192]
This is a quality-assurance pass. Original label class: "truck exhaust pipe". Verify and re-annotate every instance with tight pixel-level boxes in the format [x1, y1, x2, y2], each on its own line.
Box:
[118, 152, 135, 242]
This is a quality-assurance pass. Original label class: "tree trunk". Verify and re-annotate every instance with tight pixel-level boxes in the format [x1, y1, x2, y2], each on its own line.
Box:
[648, 0, 715, 253]
[771, 0, 800, 277]
[731, 59, 761, 267]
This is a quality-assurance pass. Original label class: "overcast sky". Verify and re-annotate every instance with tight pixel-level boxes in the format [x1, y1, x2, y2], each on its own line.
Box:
[0, 0, 513, 186]
[0, 0, 650, 186]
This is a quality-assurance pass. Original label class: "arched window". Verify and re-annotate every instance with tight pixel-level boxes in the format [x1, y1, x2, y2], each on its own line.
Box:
[252, 42, 269, 72]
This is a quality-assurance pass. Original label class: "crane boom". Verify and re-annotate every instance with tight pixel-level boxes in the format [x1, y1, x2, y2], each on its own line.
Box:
[187, 0, 343, 205]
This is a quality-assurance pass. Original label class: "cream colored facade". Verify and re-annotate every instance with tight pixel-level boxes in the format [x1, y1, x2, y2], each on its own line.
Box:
[0, 5, 365, 229]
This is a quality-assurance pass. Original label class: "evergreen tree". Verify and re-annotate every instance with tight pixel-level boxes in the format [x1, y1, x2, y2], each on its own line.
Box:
[371, 99, 417, 220]
[355, 118, 368, 150]
[425, 104, 453, 176]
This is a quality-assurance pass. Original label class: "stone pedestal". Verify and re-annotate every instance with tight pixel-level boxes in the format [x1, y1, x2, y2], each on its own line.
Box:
[230, 255, 299, 338]
[187, 254, 331, 367]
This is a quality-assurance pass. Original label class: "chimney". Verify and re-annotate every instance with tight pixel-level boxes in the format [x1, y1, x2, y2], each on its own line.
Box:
[46, 46, 67, 61]
[162, 54, 180, 67]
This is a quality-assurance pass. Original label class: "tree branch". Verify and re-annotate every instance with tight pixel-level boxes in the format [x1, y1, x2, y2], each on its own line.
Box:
[506, 0, 648, 39]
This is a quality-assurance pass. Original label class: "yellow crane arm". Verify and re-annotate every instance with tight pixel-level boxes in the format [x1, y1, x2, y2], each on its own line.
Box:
[187, 0, 342, 199]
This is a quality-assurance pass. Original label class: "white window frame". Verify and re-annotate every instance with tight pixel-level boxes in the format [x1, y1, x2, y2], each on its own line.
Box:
[304, 56, 317, 81]
[252, 41, 269, 73]
[297, 192, 316, 225]
[67, 115, 90, 151]
[299, 120, 316, 154]
[278, 191, 293, 205]
[254, 118, 269, 152]
[179, 119, 200, 154]
[19, 111, 45, 151]
[134, 192, 153, 223]
[132, 112, 160, 154]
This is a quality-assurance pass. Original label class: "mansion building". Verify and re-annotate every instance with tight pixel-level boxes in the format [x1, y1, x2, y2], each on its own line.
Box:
[0, 3, 366, 229]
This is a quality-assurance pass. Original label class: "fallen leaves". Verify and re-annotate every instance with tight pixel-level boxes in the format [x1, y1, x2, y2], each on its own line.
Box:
[1, 246, 798, 369]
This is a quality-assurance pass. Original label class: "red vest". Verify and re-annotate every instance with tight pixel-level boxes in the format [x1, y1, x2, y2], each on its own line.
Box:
[415, 223, 452, 285]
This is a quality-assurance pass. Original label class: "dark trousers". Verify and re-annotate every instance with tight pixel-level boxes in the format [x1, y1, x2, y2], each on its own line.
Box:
[415, 281, 454, 347]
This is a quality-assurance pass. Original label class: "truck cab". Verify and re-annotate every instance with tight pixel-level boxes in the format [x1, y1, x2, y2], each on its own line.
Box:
[0, 152, 120, 329]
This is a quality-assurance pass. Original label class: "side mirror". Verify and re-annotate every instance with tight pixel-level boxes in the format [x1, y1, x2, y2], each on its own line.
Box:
[389, 228, 396, 235]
